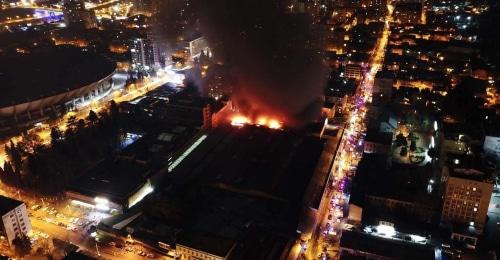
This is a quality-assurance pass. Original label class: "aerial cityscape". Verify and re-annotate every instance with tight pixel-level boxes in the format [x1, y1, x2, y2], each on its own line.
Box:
[0, 0, 499, 259]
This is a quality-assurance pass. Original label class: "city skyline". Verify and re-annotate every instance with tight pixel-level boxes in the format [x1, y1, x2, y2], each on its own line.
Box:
[0, 0, 499, 259]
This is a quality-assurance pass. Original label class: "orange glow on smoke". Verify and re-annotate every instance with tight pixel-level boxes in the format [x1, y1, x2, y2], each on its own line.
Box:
[230, 114, 283, 129]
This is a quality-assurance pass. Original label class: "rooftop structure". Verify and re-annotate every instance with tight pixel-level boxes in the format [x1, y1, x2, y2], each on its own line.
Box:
[171, 125, 326, 204]
[0, 195, 23, 216]
[340, 229, 436, 260]
[101, 125, 333, 257]
[122, 87, 221, 129]
[0, 46, 115, 108]
[66, 159, 155, 213]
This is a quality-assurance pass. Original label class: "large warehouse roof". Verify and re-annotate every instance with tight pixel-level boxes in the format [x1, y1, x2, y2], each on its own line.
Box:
[0, 46, 116, 107]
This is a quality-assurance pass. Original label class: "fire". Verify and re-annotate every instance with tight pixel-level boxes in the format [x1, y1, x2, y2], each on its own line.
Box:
[230, 114, 283, 129]
[268, 119, 282, 129]
[230, 115, 251, 126]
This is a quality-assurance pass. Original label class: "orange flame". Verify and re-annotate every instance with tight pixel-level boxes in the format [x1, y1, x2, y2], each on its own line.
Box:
[230, 114, 282, 129]
[230, 115, 251, 126]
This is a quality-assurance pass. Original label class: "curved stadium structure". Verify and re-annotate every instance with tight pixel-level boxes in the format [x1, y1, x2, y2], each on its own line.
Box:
[0, 46, 116, 132]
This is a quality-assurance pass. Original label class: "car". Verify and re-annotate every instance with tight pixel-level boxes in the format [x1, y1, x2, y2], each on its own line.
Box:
[58, 222, 67, 228]
[41, 233, 49, 239]
[31, 204, 42, 211]
[56, 213, 64, 218]
[115, 243, 124, 249]
[147, 253, 155, 258]
[139, 251, 147, 256]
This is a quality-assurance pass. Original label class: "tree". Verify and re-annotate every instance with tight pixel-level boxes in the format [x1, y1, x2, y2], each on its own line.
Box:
[77, 119, 86, 131]
[410, 140, 417, 152]
[50, 127, 62, 146]
[395, 133, 407, 147]
[6, 140, 22, 173]
[427, 147, 436, 158]
[400, 146, 408, 157]
[88, 110, 99, 124]
[12, 235, 32, 257]
[109, 100, 119, 122]
[3, 161, 14, 180]
[0, 163, 5, 184]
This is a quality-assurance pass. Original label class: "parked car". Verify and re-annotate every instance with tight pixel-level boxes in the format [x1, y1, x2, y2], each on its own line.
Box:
[31, 204, 42, 211]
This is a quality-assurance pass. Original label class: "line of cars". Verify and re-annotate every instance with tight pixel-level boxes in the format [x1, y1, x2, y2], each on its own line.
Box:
[107, 241, 156, 258]
[31, 204, 85, 233]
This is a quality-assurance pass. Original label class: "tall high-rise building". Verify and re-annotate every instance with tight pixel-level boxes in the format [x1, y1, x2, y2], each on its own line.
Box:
[129, 38, 160, 72]
[62, 0, 97, 29]
[0, 195, 32, 246]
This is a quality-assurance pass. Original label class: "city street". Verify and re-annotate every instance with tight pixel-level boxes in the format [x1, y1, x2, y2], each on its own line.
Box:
[303, 5, 393, 259]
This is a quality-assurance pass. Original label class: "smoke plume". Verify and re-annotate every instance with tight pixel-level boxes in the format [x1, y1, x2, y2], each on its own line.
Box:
[157, 0, 328, 126]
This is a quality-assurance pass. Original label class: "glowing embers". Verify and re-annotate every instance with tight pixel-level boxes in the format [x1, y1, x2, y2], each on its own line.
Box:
[230, 114, 283, 129]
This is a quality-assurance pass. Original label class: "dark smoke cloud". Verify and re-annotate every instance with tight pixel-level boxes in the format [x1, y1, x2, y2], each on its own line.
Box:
[158, 0, 328, 126]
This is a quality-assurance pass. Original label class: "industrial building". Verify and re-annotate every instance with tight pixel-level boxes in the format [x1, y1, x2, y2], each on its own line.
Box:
[98, 124, 338, 258]
[66, 126, 200, 213]
[122, 86, 221, 129]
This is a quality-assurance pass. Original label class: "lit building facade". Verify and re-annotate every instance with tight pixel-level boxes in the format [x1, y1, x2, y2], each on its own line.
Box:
[344, 64, 362, 79]
[441, 168, 493, 234]
[0, 195, 31, 246]
[130, 38, 160, 72]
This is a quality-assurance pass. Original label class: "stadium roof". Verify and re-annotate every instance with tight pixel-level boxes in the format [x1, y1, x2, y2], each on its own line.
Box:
[0, 46, 115, 107]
